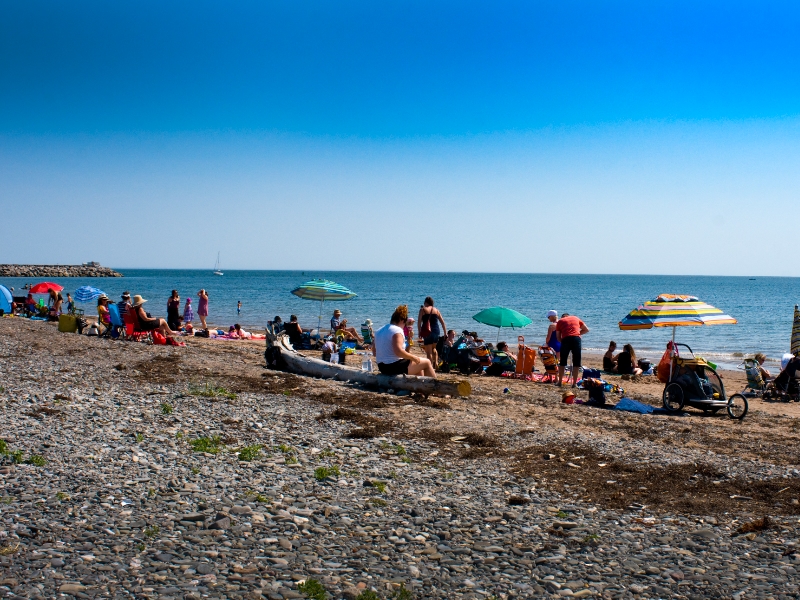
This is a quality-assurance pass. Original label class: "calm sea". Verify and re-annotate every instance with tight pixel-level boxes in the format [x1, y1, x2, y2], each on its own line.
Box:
[3, 270, 797, 369]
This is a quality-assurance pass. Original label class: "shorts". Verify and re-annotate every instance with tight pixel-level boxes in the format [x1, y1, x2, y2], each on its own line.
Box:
[139, 318, 159, 332]
[559, 336, 582, 367]
[378, 359, 410, 376]
[423, 333, 441, 346]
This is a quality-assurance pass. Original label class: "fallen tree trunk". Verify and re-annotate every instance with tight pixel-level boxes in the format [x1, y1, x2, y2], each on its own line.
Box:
[270, 333, 471, 397]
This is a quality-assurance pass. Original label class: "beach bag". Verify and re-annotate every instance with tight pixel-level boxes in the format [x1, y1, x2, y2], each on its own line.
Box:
[265, 345, 287, 370]
[419, 311, 432, 338]
[657, 344, 674, 383]
[152, 331, 167, 345]
[58, 314, 78, 333]
[582, 378, 607, 404]
[515, 346, 536, 376]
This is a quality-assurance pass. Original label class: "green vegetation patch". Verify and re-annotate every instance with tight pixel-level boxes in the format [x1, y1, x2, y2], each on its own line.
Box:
[190, 435, 223, 454]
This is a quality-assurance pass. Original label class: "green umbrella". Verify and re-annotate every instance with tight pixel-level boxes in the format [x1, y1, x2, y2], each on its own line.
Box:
[291, 279, 358, 336]
[472, 306, 532, 341]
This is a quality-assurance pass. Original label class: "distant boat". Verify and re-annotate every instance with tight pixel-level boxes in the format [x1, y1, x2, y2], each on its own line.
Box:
[749, 278, 756, 280]
[213, 252, 223, 276]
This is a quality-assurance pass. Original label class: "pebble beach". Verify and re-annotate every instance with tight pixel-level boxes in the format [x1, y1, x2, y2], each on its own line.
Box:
[2, 317, 800, 600]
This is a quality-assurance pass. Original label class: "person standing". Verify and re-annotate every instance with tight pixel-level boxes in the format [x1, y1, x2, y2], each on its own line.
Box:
[375, 305, 435, 377]
[66, 293, 75, 315]
[197, 289, 209, 329]
[544, 310, 561, 360]
[237, 300, 242, 315]
[183, 297, 194, 325]
[555, 312, 589, 387]
[167, 290, 181, 331]
[418, 297, 446, 370]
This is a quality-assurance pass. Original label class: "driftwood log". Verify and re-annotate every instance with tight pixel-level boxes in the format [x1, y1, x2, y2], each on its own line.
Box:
[270, 333, 471, 398]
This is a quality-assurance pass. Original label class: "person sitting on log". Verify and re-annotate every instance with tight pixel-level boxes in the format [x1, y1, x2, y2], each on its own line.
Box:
[374, 305, 435, 377]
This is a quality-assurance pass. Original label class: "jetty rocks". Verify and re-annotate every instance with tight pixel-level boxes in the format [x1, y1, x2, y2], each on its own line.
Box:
[0, 263, 123, 278]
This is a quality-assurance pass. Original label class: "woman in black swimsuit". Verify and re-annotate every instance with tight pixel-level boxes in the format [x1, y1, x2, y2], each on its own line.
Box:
[132, 295, 178, 338]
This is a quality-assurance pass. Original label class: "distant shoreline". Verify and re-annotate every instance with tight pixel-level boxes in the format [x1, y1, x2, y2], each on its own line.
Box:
[0, 264, 123, 278]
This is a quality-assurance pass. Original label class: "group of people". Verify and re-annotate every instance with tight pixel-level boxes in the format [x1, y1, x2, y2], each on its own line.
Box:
[603, 341, 644, 376]
[93, 289, 211, 340]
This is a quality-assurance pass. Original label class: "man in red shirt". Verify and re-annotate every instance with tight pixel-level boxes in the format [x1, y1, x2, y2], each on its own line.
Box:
[555, 313, 590, 387]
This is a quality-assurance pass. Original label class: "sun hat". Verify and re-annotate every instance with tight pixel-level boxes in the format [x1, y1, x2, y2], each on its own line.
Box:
[365, 319, 372, 326]
[333, 309, 342, 316]
[98, 294, 108, 301]
[132, 295, 148, 308]
[121, 291, 130, 298]
[546, 310, 558, 318]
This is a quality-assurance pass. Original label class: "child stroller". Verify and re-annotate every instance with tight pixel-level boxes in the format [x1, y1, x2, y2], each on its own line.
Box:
[663, 343, 748, 419]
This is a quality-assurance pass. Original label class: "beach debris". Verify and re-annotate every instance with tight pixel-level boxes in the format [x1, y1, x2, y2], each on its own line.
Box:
[735, 516, 772, 535]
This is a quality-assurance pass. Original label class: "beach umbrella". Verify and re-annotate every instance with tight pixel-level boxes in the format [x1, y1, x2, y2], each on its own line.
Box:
[291, 279, 357, 335]
[29, 281, 63, 294]
[791, 305, 800, 356]
[0, 285, 12, 313]
[473, 306, 532, 342]
[619, 294, 737, 377]
[75, 286, 107, 303]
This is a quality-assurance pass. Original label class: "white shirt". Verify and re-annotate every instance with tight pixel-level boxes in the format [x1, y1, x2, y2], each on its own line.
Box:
[374, 323, 405, 364]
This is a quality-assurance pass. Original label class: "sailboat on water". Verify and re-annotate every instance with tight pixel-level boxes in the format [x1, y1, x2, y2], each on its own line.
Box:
[213, 252, 223, 276]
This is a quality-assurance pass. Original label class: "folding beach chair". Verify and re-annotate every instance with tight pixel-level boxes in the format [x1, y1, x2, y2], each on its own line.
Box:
[122, 309, 152, 343]
[361, 323, 374, 346]
[538, 346, 559, 382]
[107, 304, 126, 340]
[741, 358, 766, 397]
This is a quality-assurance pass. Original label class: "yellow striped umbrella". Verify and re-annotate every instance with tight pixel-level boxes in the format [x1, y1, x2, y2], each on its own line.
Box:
[619, 295, 736, 379]
[619, 294, 737, 330]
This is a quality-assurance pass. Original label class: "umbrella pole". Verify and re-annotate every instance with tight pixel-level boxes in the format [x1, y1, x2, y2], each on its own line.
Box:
[318, 298, 324, 339]
[669, 326, 676, 381]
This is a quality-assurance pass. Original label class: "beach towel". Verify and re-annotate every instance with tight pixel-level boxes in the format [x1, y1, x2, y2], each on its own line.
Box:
[614, 397, 681, 416]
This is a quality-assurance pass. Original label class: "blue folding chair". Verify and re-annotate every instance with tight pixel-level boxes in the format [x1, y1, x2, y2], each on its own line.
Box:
[107, 303, 126, 339]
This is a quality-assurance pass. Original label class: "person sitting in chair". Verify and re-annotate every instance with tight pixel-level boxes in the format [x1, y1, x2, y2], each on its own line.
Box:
[97, 295, 112, 332]
[131, 295, 178, 339]
[753, 353, 772, 382]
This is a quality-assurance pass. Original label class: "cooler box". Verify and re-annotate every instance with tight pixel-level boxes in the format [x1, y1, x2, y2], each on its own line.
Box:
[58, 314, 78, 333]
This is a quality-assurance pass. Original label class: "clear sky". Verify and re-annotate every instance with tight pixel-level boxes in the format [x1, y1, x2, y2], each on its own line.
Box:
[1, 1, 799, 275]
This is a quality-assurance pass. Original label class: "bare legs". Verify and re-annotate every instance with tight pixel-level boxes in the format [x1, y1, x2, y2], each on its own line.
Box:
[408, 357, 435, 378]
[155, 318, 178, 338]
[423, 343, 438, 370]
[199, 315, 207, 329]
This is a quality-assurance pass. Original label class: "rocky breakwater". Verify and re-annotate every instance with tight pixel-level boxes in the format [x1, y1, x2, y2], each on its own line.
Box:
[0, 264, 123, 278]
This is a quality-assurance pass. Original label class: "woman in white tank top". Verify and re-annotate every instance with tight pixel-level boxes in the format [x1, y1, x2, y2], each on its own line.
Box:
[374, 305, 436, 378]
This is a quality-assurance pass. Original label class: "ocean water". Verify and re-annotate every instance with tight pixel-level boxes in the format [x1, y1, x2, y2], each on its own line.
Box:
[3, 270, 797, 369]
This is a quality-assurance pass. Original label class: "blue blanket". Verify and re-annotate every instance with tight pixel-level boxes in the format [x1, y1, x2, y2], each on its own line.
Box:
[614, 397, 682, 416]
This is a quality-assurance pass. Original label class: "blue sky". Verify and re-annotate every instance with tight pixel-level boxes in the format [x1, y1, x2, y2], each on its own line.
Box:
[2, 1, 800, 274]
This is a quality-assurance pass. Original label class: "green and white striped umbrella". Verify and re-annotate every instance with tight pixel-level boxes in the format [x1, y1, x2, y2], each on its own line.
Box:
[291, 279, 357, 336]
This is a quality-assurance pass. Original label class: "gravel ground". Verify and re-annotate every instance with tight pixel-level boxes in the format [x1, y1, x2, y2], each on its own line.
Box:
[1, 317, 800, 600]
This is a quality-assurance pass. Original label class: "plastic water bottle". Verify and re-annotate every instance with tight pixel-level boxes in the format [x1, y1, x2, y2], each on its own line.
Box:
[362, 351, 373, 372]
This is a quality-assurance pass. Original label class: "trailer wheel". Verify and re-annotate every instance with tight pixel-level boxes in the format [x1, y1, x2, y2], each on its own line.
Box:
[727, 394, 748, 420]
[663, 383, 685, 412]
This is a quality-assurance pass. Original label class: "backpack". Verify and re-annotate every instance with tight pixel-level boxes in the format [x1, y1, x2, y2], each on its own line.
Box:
[265, 345, 287, 371]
